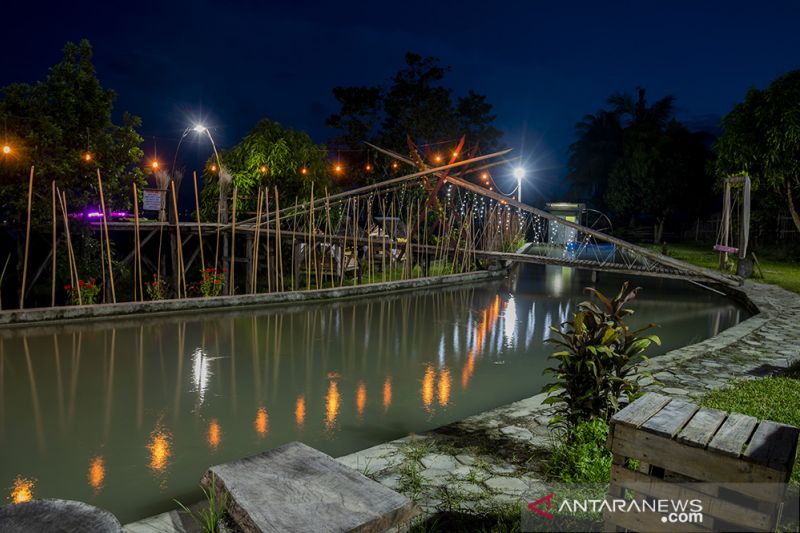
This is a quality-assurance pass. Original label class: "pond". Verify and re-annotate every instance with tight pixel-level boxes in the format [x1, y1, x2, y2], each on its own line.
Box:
[0, 264, 748, 523]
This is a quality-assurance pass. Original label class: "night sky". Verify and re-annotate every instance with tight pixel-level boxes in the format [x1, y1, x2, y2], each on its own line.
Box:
[3, 0, 799, 200]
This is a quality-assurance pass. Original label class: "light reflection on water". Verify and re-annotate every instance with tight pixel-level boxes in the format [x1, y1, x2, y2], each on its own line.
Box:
[0, 265, 748, 522]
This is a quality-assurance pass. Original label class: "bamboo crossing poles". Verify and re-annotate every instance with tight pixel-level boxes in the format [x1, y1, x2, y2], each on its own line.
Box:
[57, 188, 81, 305]
[170, 181, 187, 298]
[132, 183, 144, 301]
[97, 170, 117, 303]
[20, 166, 35, 309]
[274, 187, 284, 292]
[193, 171, 205, 273]
[229, 186, 238, 293]
[251, 187, 263, 294]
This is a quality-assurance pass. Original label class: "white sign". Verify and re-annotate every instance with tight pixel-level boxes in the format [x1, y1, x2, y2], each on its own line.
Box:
[143, 189, 162, 212]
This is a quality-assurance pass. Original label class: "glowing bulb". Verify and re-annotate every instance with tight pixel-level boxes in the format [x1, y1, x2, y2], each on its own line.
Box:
[300, 167, 308, 175]
[391, 161, 398, 169]
[513, 167, 526, 180]
[193, 124, 207, 133]
[334, 163, 343, 173]
[151, 160, 159, 169]
[83, 152, 92, 162]
[365, 163, 372, 172]
[451, 151, 459, 158]
[2, 145, 10, 155]
[434, 154, 442, 163]
[259, 165, 268, 173]
[210, 163, 218, 172]
[481, 172, 488, 180]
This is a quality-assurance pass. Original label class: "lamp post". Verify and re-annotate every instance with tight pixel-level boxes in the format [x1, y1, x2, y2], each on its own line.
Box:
[513, 167, 526, 203]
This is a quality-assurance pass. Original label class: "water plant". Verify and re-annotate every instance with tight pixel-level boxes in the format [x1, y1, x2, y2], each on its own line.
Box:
[543, 282, 660, 428]
[64, 277, 100, 305]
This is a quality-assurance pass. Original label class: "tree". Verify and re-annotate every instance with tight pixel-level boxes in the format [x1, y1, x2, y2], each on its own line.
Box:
[565, 110, 623, 208]
[199, 118, 331, 219]
[715, 71, 800, 234]
[326, 52, 503, 166]
[0, 39, 144, 221]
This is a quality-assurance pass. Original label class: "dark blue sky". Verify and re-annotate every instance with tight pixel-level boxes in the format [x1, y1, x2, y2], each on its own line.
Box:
[2, 0, 799, 199]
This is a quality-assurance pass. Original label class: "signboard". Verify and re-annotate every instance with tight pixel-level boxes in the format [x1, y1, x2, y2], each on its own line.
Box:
[143, 189, 162, 212]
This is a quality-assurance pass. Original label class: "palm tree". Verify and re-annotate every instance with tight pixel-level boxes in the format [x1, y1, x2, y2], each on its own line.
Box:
[607, 87, 676, 130]
[566, 110, 624, 208]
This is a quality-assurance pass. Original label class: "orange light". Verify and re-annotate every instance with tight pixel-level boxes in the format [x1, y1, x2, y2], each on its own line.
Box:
[422, 364, 435, 411]
[255, 407, 269, 438]
[391, 161, 398, 169]
[434, 154, 442, 163]
[147, 425, 172, 474]
[365, 163, 372, 172]
[210, 163, 218, 172]
[295, 395, 306, 428]
[259, 165, 268, 174]
[451, 151, 459, 158]
[151, 160, 159, 169]
[2, 145, 10, 155]
[325, 379, 341, 431]
[88, 456, 105, 492]
[10, 476, 34, 504]
[83, 152, 93, 162]
[300, 167, 308, 175]
[207, 419, 221, 450]
[481, 172, 488, 180]
[437, 367, 451, 407]
[334, 163, 343, 173]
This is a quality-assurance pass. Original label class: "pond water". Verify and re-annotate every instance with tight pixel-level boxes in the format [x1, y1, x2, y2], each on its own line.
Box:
[0, 265, 748, 522]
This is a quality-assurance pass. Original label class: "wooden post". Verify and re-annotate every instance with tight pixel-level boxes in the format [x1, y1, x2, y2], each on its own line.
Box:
[193, 171, 205, 273]
[51, 180, 57, 307]
[97, 171, 117, 303]
[20, 166, 34, 309]
[229, 186, 237, 293]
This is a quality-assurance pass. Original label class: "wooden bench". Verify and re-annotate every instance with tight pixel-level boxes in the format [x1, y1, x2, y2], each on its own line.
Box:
[606, 392, 799, 532]
[202, 441, 417, 533]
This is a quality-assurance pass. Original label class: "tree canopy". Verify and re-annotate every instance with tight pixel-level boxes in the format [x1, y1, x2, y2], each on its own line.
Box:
[567, 88, 714, 242]
[0, 39, 144, 221]
[326, 52, 502, 164]
[199, 118, 331, 219]
[715, 70, 800, 233]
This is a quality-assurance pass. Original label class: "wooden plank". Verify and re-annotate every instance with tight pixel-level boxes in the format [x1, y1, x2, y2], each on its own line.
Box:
[744, 420, 800, 473]
[202, 441, 417, 533]
[708, 413, 758, 457]
[641, 398, 698, 438]
[678, 407, 728, 448]
[612, 392, 672, 428]
[609, 464, 774, 531]
[610, 424, 785, 500]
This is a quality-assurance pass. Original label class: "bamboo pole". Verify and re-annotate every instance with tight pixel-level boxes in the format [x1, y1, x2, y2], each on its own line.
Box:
[133, 183, 144, 301]
[252, 188, 263, 294]
[57, 189, 82, 305]
[20, 166, 34, 309]
[170, 181, 187, 298]
[324, 191, 333, 287]
[193, 171, 205, 273]
[229, 186, 237, 293]
[51, 180, 57, 307]
[264, 189, 271, 293]
[274, 187, 283, 292]
[99, 215, 107, 302]
[97, 171, 117, 303]
[340, 199, 350, 288]
[353, 199, 359, 285]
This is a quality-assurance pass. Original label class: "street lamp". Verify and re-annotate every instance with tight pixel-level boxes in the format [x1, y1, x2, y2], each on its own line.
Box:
[2, 144, 10, 155]
[513, 167, 526, 203]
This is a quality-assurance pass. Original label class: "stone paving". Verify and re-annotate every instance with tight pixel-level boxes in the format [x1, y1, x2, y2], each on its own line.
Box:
[336, 280, 800, 520]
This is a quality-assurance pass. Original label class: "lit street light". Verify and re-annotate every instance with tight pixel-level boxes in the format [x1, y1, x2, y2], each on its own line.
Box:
[513, 167, 526, 203]
[2, 145, 10, 155]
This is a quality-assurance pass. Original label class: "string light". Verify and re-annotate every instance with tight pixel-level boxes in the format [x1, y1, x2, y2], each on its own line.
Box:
[2, 145, 10, 155]
[334, 163, 343, 173]
[210, 163, 218, 172]
[259, 165, 268, 174]
[300, 166, 308, 175]
[391, 161, 398, 169]
[83, 152, 93, 162]
[365, 163, 372, 172]
[434, 154, 443, 163]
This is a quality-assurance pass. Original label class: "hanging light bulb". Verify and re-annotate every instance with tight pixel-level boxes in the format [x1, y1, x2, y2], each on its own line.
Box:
[259, 165, 268, 174]
[451, 150, 459, 158]
[2, 145, 10, 155]
[434, 154, 443, 163]
[334, 163, 343, 174]
[391, 161, 398, 169]
[210, 163, 218, 172]
[151, 160, 160, 169]
[300, 166, 308, 175]
[83, 152, 93, 162]
[365, 163, 372, 172]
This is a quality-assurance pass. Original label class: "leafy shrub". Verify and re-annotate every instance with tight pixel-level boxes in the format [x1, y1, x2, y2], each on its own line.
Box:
[546, 419, 612, 483]
[64, 277, 101, 305]
[146, 274, 168, 300]
[543, 282, 659, 428]
[199, 267, 225, 297]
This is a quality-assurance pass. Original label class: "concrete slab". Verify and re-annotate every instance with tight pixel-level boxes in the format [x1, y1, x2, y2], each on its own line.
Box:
[203, 441, 418, 533]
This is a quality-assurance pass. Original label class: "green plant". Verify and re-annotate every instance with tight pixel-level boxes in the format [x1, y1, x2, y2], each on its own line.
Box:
[546, 419, 612, 483]
[543, 282, 660, 428]
[64, 277, 101, 305]
[174, 472, 228, 533]
[199, 267, 225, 297]
[146, 274, 168, 300]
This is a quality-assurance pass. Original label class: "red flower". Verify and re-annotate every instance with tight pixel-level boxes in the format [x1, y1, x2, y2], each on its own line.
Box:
[64, 285, 71, 290]
[86, 283, 94, 289]
[222, 267, 228, 272]
[90, 277, 97, 283]
[79, 280, 85, 287]
[214, 279, 222, 284]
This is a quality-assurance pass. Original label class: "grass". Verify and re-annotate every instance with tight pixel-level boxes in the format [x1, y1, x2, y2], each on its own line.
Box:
[649, 242, 800, 294]
[700, 362, 800, 484]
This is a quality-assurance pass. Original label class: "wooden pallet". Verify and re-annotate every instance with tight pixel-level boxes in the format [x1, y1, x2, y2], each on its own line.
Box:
[606, 392, 798, 532]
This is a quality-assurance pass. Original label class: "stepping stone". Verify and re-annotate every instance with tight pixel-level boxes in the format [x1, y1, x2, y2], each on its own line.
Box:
[203, 441, 417, 533]
[0, 499, 121, 533]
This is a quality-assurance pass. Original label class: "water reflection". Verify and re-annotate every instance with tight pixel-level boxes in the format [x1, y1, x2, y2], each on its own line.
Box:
[191, 348, 212, 405]
[254, 407, 269, 438]
[147, 422, 172, 481]
[207, 419, 221, 451]
[421, 364, 435, 411]
[382, 377, 392, 412]
[295, 395, 306, 429]
[10, 475, 34, 504]
[88, 456, 105, 493]
[325, 380, 341, 433]
[356, 382, 366, 419]
[437, 367, 451, 407]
